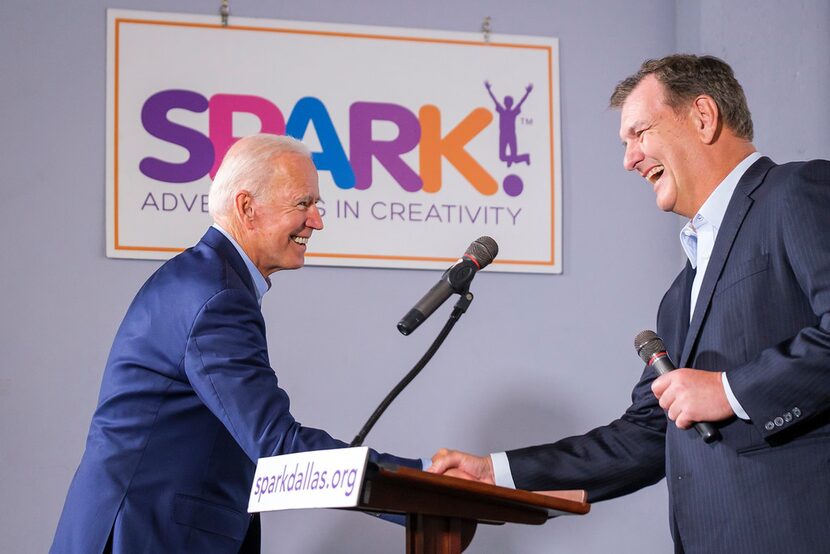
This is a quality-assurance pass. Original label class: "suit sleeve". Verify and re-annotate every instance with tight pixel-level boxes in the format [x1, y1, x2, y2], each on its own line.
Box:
[184, 288, 418, 469]
[506, 364, 666, 502]
[726, 160, 830, 438]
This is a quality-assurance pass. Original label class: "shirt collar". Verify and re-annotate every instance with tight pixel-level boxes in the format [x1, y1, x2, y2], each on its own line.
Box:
[211, 223, 271, 305]
[679, 151, 763, 267]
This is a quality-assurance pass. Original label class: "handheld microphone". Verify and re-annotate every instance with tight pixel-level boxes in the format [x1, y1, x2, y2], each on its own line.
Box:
[397, 237, 498, 336]
[634, 330, 719, 443]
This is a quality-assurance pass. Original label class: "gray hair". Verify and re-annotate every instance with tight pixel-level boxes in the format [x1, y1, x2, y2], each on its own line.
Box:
[610, 54, 754, 141]
[208, 134, 312, 220]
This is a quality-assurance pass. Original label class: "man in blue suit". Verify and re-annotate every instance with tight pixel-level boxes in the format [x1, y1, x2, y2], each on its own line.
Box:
[51, 134, 419, 553]
[429, 55, 830, 552]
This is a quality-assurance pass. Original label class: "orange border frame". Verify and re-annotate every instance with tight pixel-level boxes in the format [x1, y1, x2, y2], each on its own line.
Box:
[112, 17, 558, 266]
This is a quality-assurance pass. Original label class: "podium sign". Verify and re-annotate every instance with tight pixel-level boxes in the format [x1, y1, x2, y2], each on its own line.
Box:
[248, 447, 369, 512]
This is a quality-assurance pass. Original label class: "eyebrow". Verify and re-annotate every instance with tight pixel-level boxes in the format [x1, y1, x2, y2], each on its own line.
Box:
[620, 119, 652, 144]
[295, 194, 322, 204]
[622, 120, 646, 137]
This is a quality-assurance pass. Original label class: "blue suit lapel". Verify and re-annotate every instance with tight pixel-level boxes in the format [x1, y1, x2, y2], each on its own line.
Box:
[679, 157, 775, 367]
[671, 263, 695, 361]
[200, 227, 258, 298]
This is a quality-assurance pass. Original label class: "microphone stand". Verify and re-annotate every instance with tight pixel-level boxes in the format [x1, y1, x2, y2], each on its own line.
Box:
[350, 291, 474, 447]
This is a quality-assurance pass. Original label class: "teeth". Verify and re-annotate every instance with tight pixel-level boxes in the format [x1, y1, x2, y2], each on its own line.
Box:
[291, 236, 308, 245]
[646, 166, 664, 182]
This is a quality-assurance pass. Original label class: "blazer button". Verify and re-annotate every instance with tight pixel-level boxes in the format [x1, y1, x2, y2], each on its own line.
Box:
[793, 407, 802, 417]
[784, 412, 793, 422]
[765, 421, 775, 431]
[774, 417, 784, 427]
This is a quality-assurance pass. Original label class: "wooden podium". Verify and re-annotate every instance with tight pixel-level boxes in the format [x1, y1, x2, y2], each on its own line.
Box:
[351, 464, 590, 554]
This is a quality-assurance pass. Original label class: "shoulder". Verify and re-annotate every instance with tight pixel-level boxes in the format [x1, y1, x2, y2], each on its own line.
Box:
[750, 158, 830, 207]
[765, 158, 830, 188]
[137, 236, 252, 309]
[750, 159, 830, 256]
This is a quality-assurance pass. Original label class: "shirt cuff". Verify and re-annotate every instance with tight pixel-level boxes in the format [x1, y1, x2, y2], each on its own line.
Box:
[490, 452, 517, 489]
[421, 457, 432, 470]
[722, 372, 750, 420]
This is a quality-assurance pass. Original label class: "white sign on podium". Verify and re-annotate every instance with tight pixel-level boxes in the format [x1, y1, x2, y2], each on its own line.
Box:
[248, 447, 370, 513]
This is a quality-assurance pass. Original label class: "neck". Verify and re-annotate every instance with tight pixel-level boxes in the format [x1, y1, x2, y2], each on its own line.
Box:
[215, 217, 268, 278]
[685, 138, 756, 217]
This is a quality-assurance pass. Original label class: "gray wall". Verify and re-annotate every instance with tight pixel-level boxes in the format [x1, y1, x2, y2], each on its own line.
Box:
[1, 1, 827, 552]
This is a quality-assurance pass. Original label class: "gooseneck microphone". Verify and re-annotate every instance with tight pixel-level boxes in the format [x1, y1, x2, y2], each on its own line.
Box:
[634, 330, 719, 443]
[397, 237, 498, 336]
[351, 237, 498, 448]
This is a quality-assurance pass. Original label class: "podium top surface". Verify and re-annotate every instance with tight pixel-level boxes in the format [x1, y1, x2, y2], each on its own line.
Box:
[357, 464, 590, 525]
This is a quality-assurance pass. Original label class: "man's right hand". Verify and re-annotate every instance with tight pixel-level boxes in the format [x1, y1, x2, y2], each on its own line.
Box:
[427, 448, 495, 485]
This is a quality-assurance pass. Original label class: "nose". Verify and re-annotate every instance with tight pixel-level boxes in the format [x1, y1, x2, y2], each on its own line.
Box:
[623, 140, 643, 172]
[307, 204, 324, 230]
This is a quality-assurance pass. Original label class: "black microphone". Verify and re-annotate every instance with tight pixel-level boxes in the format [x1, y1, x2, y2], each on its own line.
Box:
[634, 330, 719, 443]
[397, 237, 498, 336]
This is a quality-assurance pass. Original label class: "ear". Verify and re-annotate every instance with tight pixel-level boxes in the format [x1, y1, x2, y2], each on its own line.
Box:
[232, 190, 256, 229]
[691, 95, 720, 144]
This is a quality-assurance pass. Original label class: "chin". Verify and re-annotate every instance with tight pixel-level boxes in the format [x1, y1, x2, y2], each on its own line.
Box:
[654, 192, 677, 213]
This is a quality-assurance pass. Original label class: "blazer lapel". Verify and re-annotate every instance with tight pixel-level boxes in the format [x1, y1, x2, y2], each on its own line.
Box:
[679, 157, 775, 367]
[674, 263, 695, 360]
[661, 262, 695, 364]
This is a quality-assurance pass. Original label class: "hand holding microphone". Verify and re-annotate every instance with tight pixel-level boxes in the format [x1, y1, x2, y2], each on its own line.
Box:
[634, 331, 722, 443]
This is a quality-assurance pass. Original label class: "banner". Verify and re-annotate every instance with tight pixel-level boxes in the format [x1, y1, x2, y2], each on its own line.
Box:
[107, 10, 562, 273]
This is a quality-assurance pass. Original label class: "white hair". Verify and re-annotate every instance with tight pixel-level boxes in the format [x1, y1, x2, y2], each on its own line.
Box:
[208, 134, 312, 220]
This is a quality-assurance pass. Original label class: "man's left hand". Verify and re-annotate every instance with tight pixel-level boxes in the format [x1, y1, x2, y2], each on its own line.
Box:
[651, 368, 734, 429]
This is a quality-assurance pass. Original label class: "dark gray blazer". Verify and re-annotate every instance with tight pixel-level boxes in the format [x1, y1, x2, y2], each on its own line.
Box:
[507, 157, 830, 553]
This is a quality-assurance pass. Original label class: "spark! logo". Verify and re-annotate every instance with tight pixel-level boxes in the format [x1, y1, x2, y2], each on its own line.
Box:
[137, 85, 533, 198]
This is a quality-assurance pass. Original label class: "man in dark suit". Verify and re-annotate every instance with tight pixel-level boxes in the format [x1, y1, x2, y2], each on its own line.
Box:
[429, 55, 830, 552]
[51, 134, 419, 553]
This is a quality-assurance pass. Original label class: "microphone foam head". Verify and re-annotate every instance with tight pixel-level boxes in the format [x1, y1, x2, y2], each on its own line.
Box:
[634, 330, 665, 363]
[465, 236, 499, 268]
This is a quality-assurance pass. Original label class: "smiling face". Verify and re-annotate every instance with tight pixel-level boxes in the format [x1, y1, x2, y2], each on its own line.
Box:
[247, 153, 323, 275]
[619, 75, 704, 218]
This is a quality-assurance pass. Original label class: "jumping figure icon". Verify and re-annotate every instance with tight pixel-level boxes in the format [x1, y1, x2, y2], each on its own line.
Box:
[485, 80, 533, 167]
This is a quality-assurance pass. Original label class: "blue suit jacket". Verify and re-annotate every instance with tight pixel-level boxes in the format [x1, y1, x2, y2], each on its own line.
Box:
[51, 228, 418, 553]
[506, 158, 830, 552]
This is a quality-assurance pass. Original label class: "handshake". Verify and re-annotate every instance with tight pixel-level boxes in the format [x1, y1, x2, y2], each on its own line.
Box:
[426, 449, 497, 485]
